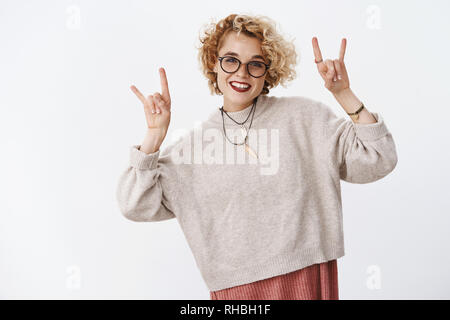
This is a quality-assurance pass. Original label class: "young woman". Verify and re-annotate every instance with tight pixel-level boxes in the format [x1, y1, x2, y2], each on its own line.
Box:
[117, 14, 398, 300]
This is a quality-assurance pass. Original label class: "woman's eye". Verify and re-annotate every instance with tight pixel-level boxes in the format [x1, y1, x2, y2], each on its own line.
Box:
[225, 57, 237, 63]
[250, 62, 264, 68]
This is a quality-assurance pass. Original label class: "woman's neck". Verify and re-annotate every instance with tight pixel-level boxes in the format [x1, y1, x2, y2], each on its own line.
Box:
[222, 97, 255, 112]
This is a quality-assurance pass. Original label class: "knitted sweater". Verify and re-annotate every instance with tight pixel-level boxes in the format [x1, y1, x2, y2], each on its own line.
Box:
[116, 94, 398, 291]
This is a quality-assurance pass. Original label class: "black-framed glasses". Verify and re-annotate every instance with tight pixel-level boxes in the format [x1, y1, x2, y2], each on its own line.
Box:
[218, 56, 270, 78]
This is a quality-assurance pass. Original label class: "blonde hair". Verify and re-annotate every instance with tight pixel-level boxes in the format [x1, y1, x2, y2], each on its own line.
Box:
[197, 13, 298, 95]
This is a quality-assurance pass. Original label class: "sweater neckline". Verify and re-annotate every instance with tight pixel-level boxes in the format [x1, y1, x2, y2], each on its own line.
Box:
[207, 94, 270, 127]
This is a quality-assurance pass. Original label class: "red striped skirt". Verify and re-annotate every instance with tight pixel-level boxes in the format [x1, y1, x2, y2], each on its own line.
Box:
[210, 259, 339, 300]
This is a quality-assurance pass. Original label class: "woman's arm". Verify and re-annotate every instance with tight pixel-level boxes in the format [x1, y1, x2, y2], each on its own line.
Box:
[333, 88, 378, 124]
[311, 37, 397, 183]
[116, 137, 178, 222]
[117, 67, 177, 221]
[318, 101, 398, 184]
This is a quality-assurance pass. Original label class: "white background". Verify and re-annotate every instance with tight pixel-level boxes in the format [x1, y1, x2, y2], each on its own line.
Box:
[1, 0, 449, 299]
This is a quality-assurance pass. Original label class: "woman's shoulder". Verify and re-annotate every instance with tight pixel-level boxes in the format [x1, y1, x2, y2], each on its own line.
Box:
[264, 94, 332, 120]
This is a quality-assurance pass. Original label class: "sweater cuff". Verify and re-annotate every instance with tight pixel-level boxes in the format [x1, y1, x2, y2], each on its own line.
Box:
[353, 112, 390, 141]
[130, 145, 160, 170]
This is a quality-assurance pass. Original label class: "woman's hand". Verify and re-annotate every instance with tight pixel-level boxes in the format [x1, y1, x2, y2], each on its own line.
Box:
[130, 67, 171, 131]
[312, 37, 350, 95]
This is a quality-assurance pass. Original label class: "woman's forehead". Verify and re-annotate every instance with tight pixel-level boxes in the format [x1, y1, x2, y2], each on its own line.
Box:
[219, 33, 264, 59]
[221, 51, 265, 62]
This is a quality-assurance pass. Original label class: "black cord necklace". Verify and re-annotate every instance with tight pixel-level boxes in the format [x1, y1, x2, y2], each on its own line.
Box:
[219, 97, 256, 145]
[221, 96, 256, 126]
[219, 97, 259, 159]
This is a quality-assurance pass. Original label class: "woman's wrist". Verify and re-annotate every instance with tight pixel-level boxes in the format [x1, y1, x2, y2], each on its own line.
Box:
[332, 88, 362, 114]
[140, 128, 167, 154]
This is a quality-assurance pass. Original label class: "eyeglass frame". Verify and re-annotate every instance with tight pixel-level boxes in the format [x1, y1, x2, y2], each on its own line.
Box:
[217, 56, 271, 78]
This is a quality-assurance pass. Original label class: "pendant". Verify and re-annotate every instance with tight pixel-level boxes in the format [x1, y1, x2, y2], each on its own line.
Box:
[245, 143, 258, 159]
[240, 125, 258, 159]
[240, 125, 248, 140]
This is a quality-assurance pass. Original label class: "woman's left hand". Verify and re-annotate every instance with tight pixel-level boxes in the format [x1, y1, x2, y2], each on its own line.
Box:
[312, 37, 350, 95]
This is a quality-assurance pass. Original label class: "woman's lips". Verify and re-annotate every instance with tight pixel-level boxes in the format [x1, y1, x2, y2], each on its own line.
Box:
[229, 82, 251, 92]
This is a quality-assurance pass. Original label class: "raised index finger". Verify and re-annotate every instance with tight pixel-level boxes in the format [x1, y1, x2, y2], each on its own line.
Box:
[339, 38, 347, 62]
[130, 85, 147, 105]
[312, 37, 323, 63]
[159, 67, 170, 100]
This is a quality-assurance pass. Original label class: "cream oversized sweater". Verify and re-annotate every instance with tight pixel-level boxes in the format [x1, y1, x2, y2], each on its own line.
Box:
[116, 94, 398, 291]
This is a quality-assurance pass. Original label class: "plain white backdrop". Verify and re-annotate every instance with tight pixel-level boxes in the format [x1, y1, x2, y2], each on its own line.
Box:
[1, 0, 449, 299]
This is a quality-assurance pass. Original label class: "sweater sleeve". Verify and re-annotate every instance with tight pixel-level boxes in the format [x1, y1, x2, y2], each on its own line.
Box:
[116, 143, 178, 222]
[318, 102, 398, 184]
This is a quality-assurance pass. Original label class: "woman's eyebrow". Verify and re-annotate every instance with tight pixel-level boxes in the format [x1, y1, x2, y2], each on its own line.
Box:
[223, 51, 265, 61]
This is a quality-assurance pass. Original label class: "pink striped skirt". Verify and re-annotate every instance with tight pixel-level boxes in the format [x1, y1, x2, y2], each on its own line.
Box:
[210, 259, 339, 300]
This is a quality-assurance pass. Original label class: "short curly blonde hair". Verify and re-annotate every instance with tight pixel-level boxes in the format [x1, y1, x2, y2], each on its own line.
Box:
[197, 13, 298, 96]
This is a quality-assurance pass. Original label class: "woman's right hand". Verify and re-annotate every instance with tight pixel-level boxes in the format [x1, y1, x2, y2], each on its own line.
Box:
[130, 67, 171, 132]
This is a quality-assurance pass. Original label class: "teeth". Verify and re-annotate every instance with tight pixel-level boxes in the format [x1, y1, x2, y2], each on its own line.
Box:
[231, 82, 250, 89]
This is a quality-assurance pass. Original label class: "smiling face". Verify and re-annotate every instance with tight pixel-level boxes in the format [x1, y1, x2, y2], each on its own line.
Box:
[214, 31, 268, 112]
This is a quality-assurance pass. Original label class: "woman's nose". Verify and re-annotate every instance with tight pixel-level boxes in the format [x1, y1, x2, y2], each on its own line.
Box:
[236, 63, 249, 78]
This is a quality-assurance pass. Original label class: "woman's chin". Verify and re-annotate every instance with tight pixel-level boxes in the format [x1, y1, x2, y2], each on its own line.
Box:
[226, 90, 254, 102]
